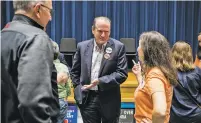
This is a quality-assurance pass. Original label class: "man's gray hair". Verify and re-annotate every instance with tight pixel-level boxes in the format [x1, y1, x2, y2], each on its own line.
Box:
[13, 0, 45, 12]
[92, 16, 111, 29]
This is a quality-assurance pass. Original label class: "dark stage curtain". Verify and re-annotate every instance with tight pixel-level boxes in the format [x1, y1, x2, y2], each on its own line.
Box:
[1, 1, 201, 56]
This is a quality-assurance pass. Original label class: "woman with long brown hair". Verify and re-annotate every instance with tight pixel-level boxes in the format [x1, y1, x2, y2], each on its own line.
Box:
[132, 31, 177, 123]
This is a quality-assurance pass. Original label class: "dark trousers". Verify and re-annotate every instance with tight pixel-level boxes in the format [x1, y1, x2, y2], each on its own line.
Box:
[79, 91, 119, 123]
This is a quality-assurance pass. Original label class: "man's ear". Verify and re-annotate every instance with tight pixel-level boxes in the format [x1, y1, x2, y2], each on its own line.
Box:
[92, 26, 95, 34]
[33, 3, 41, 18]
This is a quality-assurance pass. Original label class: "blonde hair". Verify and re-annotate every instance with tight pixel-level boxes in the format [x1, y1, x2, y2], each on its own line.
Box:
[172, 41, 195, 71]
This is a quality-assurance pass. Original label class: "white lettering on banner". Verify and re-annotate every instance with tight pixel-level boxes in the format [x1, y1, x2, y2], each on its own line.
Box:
[119, 109, 134, 123]
[120, 115, 126, 119]
[66, 109, 75, 118]
[124, 110, 133, 115]
[68, 110, 75, 113]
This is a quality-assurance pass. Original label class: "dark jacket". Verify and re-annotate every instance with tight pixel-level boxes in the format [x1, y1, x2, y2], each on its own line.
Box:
[71, 38, 128, 119]
[170, 67, 201, 123]
[1, 14, 59, 123]
[1, 59, 17, 123]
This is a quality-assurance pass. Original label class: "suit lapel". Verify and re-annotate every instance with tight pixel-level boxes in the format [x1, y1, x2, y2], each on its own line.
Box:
[84, 39, 94, 81]
[99, 39, 114, 76]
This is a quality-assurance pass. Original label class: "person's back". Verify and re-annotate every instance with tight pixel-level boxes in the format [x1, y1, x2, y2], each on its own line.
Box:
[170, 41, 201, 123]
[1, 1, 59, 123]
[1, 15, 59, 123]
[1, 59, 17, 123]
[170, 67, 201, 123]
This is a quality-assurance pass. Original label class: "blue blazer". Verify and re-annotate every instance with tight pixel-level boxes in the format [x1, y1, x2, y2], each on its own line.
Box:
[71, 38, 128, 119]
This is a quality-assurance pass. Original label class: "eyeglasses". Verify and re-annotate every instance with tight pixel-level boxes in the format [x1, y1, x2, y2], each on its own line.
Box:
[40, 4, 54, 16]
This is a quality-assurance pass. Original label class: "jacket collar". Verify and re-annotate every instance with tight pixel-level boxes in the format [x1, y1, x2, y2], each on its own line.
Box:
[84, 38, 114, 78]
[13, 14, 44, 30]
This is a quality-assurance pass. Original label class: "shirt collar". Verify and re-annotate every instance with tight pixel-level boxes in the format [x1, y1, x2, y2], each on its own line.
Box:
[93, 39, 107, 52]
[13, 14, 44, 30]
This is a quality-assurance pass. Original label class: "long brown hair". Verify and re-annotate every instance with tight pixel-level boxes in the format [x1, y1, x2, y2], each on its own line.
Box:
[139, 31, 177, 85]
[172, 41, 195, 71]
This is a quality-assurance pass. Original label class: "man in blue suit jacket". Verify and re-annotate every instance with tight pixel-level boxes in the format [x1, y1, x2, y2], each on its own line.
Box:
[71, 16, 128, 123]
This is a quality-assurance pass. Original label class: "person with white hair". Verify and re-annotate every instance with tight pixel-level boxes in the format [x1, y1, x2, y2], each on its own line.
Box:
[1, 0, 59, 123]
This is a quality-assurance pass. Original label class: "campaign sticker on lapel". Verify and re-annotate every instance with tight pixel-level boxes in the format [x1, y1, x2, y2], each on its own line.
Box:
[104, 53, 110, 59]
[106, 47, 112, 54]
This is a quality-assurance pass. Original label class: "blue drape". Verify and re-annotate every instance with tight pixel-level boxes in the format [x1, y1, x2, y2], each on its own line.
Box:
[1, 1, 201, 56]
